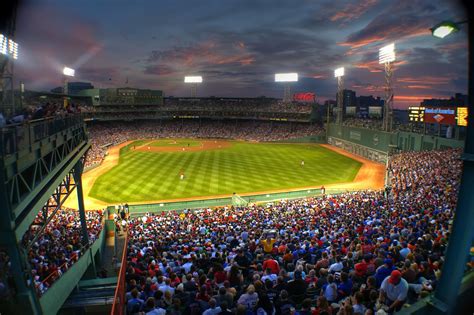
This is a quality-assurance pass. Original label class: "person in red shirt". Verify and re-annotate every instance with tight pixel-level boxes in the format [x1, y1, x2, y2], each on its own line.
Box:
[354, 258, 368, 278]
[262, 254, 280, 275]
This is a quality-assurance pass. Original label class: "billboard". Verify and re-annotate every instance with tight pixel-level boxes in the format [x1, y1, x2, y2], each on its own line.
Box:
[456, 107, 468, 126]
[424, 107, 456, 125]
[293, 92, 315, 102]
[345, 106, 356, 116]
[368, 106, 382, 117]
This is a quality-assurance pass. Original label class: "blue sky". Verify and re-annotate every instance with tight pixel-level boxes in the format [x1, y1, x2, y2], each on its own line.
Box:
[14, 0, 468, 108]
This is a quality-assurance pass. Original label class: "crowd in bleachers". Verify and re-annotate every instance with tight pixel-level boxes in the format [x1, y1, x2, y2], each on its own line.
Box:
[122, 148, 464, 315]
[20, 209, 104, 296]
[85, 121, 324, 168]
[161, 99, 312, 114]
[342, 119, 383, 130]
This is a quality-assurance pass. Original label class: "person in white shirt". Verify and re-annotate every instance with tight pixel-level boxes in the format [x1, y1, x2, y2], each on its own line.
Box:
[328, 257, 343, 273]
[237, 285, 259, 312]
[158, 279, 175, 296]
[379, 270, 408, 313]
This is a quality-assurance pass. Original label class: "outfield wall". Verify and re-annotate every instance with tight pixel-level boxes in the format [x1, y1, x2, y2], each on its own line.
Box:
[327, 124, 465, 163]
[117, 187, 358, 215]
[274, 134, 326, 143]
[327, 124, 392, 163]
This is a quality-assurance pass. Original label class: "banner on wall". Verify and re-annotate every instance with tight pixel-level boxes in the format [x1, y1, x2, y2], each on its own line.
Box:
[424, 107, 456, 125]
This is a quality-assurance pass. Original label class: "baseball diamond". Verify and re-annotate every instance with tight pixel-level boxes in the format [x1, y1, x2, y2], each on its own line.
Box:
[88, 139, 362, 203]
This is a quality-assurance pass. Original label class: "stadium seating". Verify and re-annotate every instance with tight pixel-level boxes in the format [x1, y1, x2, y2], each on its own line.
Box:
[120, 149, 462, 314]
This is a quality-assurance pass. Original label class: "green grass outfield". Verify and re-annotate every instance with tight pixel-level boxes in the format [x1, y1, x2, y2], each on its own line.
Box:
[89, 140, 362, 203]
[149, 139, 201, 147]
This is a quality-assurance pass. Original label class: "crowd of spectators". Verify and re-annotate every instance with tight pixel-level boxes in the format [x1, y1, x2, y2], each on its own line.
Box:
[21, 208, 104, 296]
[85, 121, 324, 168]
[160, 99, 313, 114]
[81, 98, 313, 122]
[0, 98, 91, 127]
[342, 119, 383, 130]
[122, 148, 464, 315]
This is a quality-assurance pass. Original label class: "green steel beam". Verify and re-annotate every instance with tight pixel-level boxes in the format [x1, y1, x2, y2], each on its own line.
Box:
[14, 142, 91, 240]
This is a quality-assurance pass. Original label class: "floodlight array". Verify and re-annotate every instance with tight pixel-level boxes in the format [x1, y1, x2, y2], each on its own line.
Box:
[334, 67, 345, 78]
[0, 34, 18, 59]
[275, 73, 298, 82]
[63, 67, 75, 77]
[379, 43, 395, 64]
[184, 76, 203, 83]
[432, 25, 456, 38]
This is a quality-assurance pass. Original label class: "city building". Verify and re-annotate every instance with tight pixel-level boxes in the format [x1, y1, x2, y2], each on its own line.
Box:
[421, 93, 467, 108]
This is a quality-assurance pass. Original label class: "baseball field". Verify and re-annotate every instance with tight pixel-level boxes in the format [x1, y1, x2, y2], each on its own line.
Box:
[88, 139, 362, 203]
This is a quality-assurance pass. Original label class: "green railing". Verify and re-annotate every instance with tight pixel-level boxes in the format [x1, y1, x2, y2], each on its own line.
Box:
[39, 227, 105, 315]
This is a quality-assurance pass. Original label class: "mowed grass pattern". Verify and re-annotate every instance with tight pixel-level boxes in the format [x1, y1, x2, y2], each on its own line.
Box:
[89, 140, 362, 203]
[148, 139, 202, 147]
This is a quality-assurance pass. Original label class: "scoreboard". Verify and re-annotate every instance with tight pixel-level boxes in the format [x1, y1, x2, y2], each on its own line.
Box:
[456, 107, 468, 126]
[408, 107, 425, 122]
[409, 106, 468, 126]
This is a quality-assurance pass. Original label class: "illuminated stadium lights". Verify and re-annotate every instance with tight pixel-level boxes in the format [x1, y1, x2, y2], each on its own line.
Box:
[0, 33, 19, 59]
[379, 43, 396, 132]
[184, 76, 202, 97]
[274, 73, 298, 82]
[63, 67, 75, 77]
[184, 76, 203, 83]
[275, 73, 298, 102]
[334, 67, 344, 78]
[431, 21, 461, 38]
[379, 43, 395, 64]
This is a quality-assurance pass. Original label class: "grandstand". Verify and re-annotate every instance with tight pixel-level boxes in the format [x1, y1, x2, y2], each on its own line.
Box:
[1, 1, 474, 315]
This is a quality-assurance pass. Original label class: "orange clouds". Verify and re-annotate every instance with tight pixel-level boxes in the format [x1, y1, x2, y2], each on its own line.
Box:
[330, 0, 378, 23]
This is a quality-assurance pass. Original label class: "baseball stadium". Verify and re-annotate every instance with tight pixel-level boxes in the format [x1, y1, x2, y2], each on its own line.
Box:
[1, 1, 474, 315]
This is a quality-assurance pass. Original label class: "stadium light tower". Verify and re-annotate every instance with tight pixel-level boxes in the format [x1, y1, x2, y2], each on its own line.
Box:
[63, 66, 75, 108]
[184, 76, 202, 98]
[334, 67, 345, 125]
[275, 73, 298, 102]
[379, 43, 396, 132]
[0, 33, 19, 116]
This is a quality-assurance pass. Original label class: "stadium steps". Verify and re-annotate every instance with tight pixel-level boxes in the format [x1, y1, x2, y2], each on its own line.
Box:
[98, 232, 124, 277]
[59, 278, 118, 314]
[58, 233, 126, 314]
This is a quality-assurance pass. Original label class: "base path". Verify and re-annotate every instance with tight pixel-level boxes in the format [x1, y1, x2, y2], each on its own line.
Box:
[65, 141, 385, 210]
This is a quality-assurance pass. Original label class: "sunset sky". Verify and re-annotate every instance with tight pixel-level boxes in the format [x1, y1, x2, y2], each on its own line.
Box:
[14, 0, 468, 108]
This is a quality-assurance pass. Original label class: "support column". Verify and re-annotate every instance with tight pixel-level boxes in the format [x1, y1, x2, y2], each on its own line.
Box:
[336, 77, 344, 125]
[433, 14, 474, 313]
[0, 145, 41, 314]
[73, 161, 89, 246]
[73, 160, 97, 278]
[383, 62, 394, 132]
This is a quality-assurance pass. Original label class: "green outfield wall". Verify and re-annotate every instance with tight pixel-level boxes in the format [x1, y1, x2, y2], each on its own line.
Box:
[327, 124, 464, 163]
[275, 134, 326, 143]
[109, 187, 357, 216]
